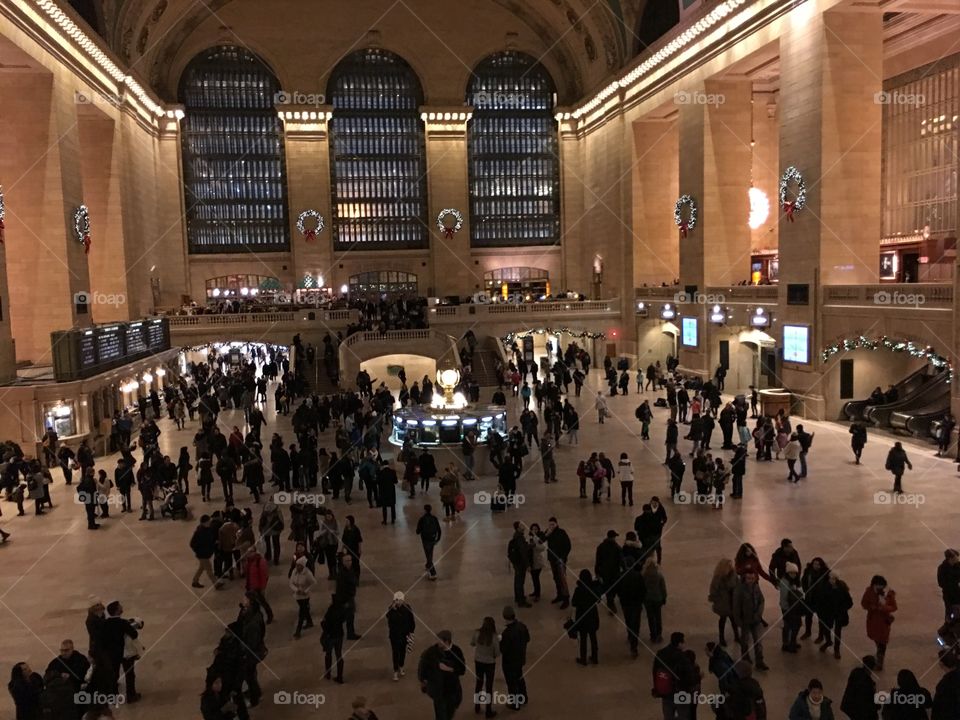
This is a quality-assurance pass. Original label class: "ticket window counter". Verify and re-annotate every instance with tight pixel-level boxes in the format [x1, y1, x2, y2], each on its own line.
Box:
[43, 401, 78, 438]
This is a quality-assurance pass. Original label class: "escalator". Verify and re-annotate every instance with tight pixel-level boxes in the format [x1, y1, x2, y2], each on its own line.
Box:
[842, 365, 930, 421]
[867, 369, 950, 427]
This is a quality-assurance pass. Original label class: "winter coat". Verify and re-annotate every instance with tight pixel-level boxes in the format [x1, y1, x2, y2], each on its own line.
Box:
[288, 566, 316, 599]
[643, 567, 667, 606]
[841, 666, 879, 720]
[387, 604, 416, 641]
[709, 571, 737, 617]
[732, 579, 765, 626]
[789, 691, 836, 720]
[594, 539, 623, 582]
[243, 553, 270, 591]
[571, 579, 602, 633]
[819, 581, 853, 628]
[862, 587, 897, 644]
[376, 466, 398, 506]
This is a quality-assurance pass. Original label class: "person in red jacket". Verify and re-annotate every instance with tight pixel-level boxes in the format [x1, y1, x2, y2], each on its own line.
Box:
[861, 574, 897, 670]
[243, 548, 274, 624]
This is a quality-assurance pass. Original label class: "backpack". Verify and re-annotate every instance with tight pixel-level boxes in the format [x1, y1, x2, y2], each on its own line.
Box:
[653, 668, 674, 697]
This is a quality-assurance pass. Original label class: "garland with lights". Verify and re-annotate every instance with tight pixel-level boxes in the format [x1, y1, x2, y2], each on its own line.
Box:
[821, 335, 951, 377]
[779, 166, 806, 223]
[502, 327, 607, 346]
[674, 195, 697, 238]
[437, 208, 463, 239]
[0, 185, 5, 244]
[296, 210, 324, 242]
[74, 205, 91, 254]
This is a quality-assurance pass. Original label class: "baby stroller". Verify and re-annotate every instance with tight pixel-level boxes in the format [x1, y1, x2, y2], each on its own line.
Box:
[159, 486, 189, 520]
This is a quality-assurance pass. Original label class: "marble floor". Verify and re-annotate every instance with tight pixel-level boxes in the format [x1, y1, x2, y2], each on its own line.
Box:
[0, 368, 956, 719]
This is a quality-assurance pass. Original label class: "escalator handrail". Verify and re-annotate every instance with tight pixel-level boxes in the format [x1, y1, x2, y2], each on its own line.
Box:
[867, 371, 950, 425]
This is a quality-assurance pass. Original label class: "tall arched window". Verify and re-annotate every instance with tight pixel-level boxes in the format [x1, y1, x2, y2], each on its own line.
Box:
[327, 49, 429, 250]
[179, 46, 289, 253]
[467, 52, 560, 248]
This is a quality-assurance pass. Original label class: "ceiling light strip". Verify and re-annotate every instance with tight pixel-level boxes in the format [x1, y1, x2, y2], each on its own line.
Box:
[32, 0, 164, 117]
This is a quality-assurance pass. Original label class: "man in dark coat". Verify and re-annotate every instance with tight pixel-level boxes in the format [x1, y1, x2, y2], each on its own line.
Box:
[618, 558, 647, 657]
[634, 505, 661, 562]
[416, 505, 442, 580]
[500, 606, 530, 711]
[594, 530, 623, 613]
[418, 630, 466, 720]
[376, 461, 398, 524]
[653, 632, 698, 718]
[507, 522, 532, 607]
[938, 549, 960, 620]
[841, 655, 879, 720]
[545, 517, 571, 609]
[933, 651, 960, 720]
[99, 601, 139, 699]
[44, 639, 90, 704]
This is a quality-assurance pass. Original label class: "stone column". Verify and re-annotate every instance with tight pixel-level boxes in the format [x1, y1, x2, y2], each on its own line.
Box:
[279, 104, 334, 293]
[778, 8, 883, 412]
[422, 108, 473, 298]
[0, 73, 91, 364]
[154, 110, 190, 307]
[632, 119, 679, 287]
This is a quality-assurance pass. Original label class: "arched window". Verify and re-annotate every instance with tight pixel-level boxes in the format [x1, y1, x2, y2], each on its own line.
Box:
[484, 267, 550, 297]
[328, 50, 429, 250]
[178, 46, 289, 253]
[467, 52, 560, 248]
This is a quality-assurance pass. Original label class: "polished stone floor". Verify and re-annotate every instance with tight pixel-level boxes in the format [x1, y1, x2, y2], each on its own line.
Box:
[0, 368, 955, 719]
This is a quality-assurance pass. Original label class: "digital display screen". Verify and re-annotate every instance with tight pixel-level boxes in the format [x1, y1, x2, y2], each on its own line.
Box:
[125, 323, 146, 355]
[681, 317, 698, 348]
[79, 333, 96, 367]
[147, 320, 166, 348]
[783, 324, 810, 364]
[95, 327, 123, 364]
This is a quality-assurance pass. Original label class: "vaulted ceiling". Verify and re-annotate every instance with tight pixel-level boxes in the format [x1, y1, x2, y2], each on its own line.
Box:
[85, 0, 665, 103]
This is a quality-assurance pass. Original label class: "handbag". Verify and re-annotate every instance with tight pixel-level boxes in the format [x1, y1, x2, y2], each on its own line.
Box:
[454, 492, 466, 512]
[406, 632, 415, 653]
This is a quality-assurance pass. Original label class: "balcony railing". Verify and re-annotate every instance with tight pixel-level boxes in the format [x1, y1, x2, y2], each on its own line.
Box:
[167, 309, 361, 328]
[428, 299, 618, 322]
[343, 328, 434, 347]
[823, 283, 953, 308]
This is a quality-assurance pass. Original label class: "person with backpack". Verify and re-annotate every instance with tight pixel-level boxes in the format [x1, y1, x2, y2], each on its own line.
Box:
[652, 632, 697, 719]
[636, 401, 652, 441]
[416, 505, 442, 581]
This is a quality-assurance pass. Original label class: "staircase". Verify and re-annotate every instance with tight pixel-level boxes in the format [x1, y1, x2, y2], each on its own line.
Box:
[470, 337, 503, 387]
[304, 357, 340, 395]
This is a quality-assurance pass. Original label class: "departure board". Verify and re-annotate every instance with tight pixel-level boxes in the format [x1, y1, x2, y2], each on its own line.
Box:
[51, 318, 171, 381]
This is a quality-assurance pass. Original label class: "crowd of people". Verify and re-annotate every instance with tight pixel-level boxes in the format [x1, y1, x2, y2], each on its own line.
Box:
[3, 334, 959, 720]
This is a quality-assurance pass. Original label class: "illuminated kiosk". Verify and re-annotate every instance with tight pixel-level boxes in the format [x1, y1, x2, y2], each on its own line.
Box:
[390, 366, 507, 447]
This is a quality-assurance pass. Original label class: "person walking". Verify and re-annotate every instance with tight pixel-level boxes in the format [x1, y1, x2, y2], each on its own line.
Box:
[595, 530, 623, 614]
[416, 505, 442, 581]
[619, 557, 646, 658]
[641, 557, 667, 644]
[840, 656, 879, 720]
[850, 422, 867, 465]
[418, 631, 466, 720]
[862, 575, 897, 670]
[76, 471, 100, 530]
[789, 678, 836, 720]
[377, 460, 398, 525]
[652, 632, 697, 720]
[289, 555, 316, 639]
[796, 424, 814, 477]
[500, 605, 530, 711]
[733, 570, 769, 670]
[386, 592, 415, 681]
[320, 594, 346, 683]
[571, 570, 601, 665]
[885, 442, 913, 494]
[470, 617, 499, 718]
[709, 558, 740, 647]
[190, 515, 224, 590]
[243, 547, 274, 624]
[785, 434, 802, 482]
[818, 572, 853, 659]
[618, 452, 635, 506]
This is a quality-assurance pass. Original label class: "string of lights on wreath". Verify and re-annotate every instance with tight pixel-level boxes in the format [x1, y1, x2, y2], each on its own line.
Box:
[74, 204, 91, 255]
[502, 327, 606, 345]
[779, 166, 806, 223]
[296, 210, 324, 242]
[821, 336, 952, 377]
[674, 194, 697, 238]
[0, 185, 5, 244]
[436, 208, 463, 239]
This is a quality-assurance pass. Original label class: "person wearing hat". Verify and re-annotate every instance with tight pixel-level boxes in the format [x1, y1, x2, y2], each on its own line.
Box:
[289, 555, 316, 639]
[938, 549, 960, 621]
[595, 530, 623, 615]
[386, 592, 415, 681]
[779, 562, 806, 653]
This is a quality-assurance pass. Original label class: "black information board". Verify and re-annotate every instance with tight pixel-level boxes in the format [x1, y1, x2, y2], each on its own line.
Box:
[51, 318, 171, 381]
